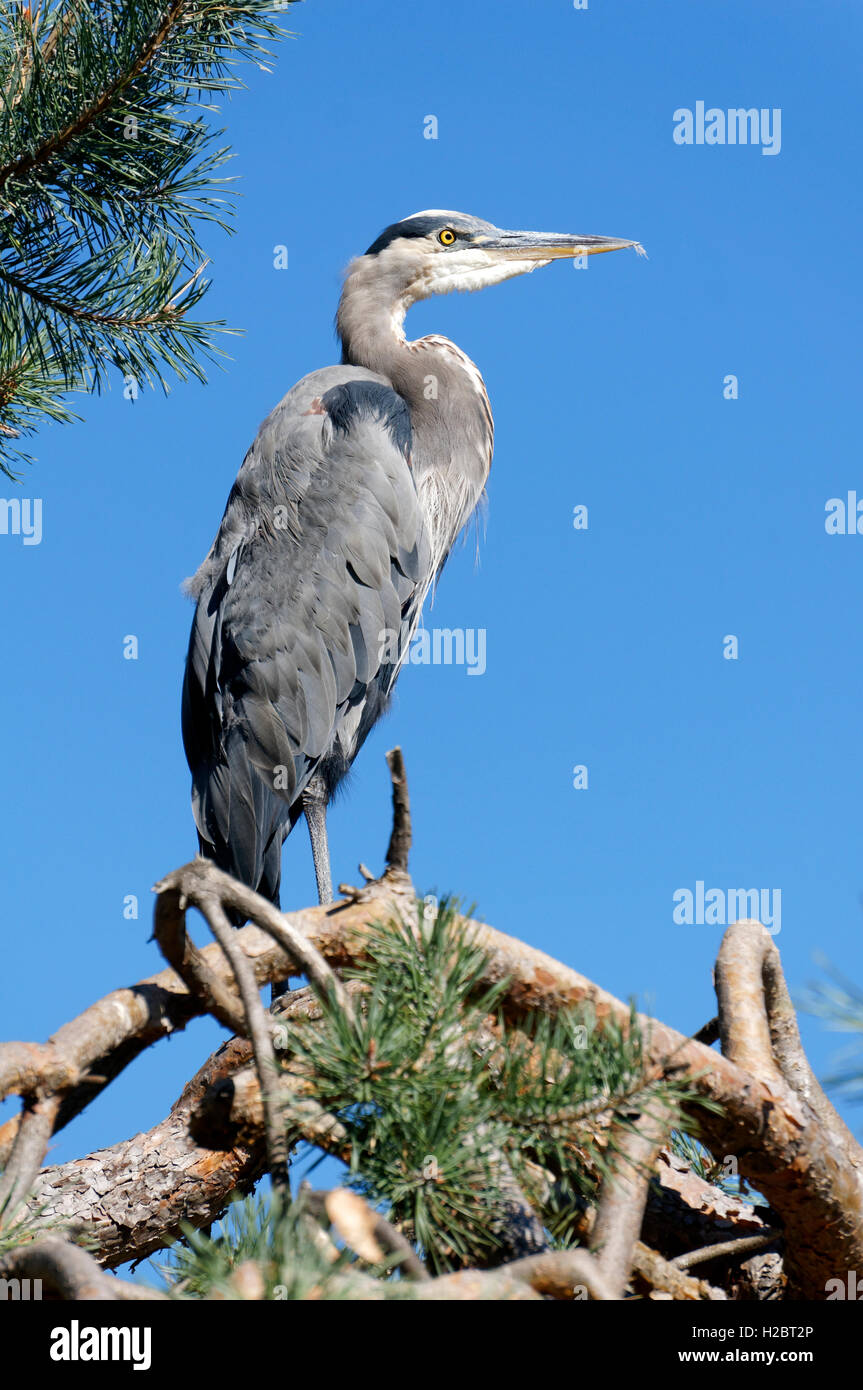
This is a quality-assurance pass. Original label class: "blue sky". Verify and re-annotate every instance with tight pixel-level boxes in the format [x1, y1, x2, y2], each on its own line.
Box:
[3, 0, 863, 1179]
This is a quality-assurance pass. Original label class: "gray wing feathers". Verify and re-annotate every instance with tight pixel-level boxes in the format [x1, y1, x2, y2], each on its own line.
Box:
[182, 367, 431, 903]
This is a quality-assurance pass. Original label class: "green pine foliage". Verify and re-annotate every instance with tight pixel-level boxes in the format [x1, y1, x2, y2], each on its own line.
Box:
[162, 1190, 414, 1301]
[0, 1190, 61, 1258]
[0, 0, 292, 474]
[161, 898, 711, 1297]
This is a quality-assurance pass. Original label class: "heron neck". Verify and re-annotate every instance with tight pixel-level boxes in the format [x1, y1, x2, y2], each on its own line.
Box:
[336, 279, 491, 451]
[336, 265, 409, 375]
[336, 274, 493, 567]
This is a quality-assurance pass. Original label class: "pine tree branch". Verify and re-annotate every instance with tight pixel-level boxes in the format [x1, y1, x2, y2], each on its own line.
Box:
[0, 257, 208, 331]
[631, 1242, 727, 1300]
[1, 753, 862, 1295]
[716, 919, 856, 1150]
[674, 1230, 781, 1272]
[21, 1031, 776, 1277]
[0, 1235, 167, 1300]
[0, 1092, 61, 1223]
[420, 1249, 616, 1301]
[384, 746, 412, 873]
[5, 885, 862, 1296]
[0, 1, 292, 466]
[589, 1104, 672, 1298]
[192, 887, 291, 1189]
[0, 0, 189, 190]
[154, 857, 356, 1021]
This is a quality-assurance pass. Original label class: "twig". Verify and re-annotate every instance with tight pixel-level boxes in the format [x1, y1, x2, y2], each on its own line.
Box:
[193, 890, 289, 1189]
[365, 1212, 429, 1281]
[632, 1242, 727, 1300]
[155, 858, 355, 1021]
[0, 877, 394, 1161]
[384, 747, 412, 873]
[153, 883, 247, 1035]
[0, 1093, 60, 1223]
[761, 943, 855, 1145]
[693, 1017, 719, 1046]
[674, 1229, 781, 1271]
[422, 1249, 615, 1301]
[39, 1, 86, 68]
[590, 1102, 672, 1298]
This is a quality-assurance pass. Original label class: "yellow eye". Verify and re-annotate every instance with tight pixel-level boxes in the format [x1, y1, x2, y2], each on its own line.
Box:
[438, 228, 456, 245]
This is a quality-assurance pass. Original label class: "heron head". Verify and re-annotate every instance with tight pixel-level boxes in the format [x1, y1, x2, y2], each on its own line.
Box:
[357, 210, 644, 306]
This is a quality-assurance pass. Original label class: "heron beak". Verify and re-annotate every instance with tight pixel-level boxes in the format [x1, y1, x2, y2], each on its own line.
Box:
[479, 230, 645, 261]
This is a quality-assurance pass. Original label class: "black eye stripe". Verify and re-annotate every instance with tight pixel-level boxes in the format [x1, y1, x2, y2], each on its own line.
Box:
[365, 216, 486, 256]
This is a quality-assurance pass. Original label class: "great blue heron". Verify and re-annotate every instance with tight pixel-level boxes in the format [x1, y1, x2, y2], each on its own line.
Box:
[182, 210, 642, 913]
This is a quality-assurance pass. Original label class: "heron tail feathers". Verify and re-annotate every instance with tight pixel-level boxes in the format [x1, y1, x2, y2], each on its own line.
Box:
[191, 736, 290, 921]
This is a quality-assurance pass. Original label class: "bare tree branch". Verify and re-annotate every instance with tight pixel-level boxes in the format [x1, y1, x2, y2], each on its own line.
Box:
[190, 889, 290, 1190]
[152, 881, 247, 1035]
[0, 1236, 167, 1301]
[154, 859, 356, 1021]
[413, 1249, 616, 1301]
[9, 898, 863, 1295]
[384, 746, 412, 874]
[2, 758, 861, 1297]
[631, 1242, 727, 1300]
[590, 1103, 672, 1297]
[717, 919, 857, 1148]
[0, 1093, 61, 1223]
[674, 1230, 781, 1272]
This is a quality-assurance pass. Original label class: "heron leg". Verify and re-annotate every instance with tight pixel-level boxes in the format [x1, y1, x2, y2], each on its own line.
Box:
[303, 773, 334, 906]
[272, 775, 334, 1004]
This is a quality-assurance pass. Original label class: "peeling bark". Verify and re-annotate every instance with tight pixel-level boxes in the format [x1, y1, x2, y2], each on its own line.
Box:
[2, 823, 861, 1297]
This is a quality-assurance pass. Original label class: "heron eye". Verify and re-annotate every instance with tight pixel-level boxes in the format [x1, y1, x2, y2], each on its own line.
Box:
[438, 228, 456, 246]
